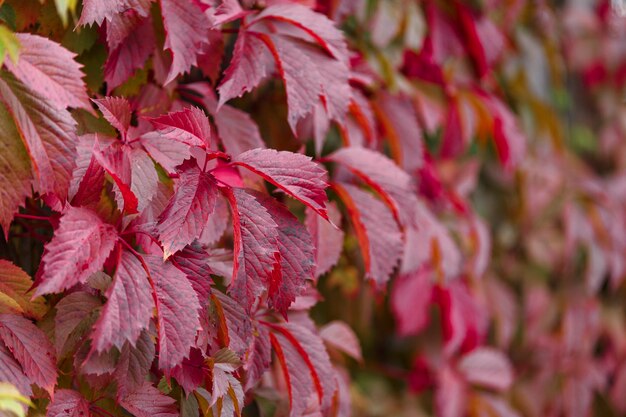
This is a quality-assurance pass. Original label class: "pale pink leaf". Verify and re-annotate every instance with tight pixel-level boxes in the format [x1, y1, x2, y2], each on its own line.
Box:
[305, 202, 344, 278]
[319, 321, 362, 361]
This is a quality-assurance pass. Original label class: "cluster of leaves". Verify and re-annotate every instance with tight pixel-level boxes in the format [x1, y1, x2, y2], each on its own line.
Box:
[0, 0, 625, 416]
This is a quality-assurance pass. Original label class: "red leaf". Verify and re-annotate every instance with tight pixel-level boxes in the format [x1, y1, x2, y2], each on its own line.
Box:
[457, 347, 514, 391]
[223, 187, 279, 309]
[141, 107, 210, 173]
[157, 162, 218, 258]
[0, 343, 31, 396]
[333, 182, 402, 287]
[0, 313, 57, 395]
[0, 71, 77, 201]
[268, 322, 336, 416]
[305, 201, 344, 278]
[35, 206, 117, 296]
[211, 291, 253, 358]
[328, 147, 417, 225]
[146, 256, 200, 370]
[54, 291, 102, 357]
[78, 0, 153, 26]
[232, 148, 329, 219]
[69, 135, 106, 208]
[160, 0, 210, 84]
[5, 34, 90, 111]
[46, 389, 91, 417]
[92, 97, 132, 138]
[218, 5, 350, 132]
[90, 251, 154, 352]
[217, 31, 273, 108]
[169, 347, 206, 393]
[119, 381, 178, 417]
[255, 194, 314, 314]
[104, 16, 155, 91]
[93, 140, 138, 214]
[115, 330, 155, 397]
[391, 269, 433, 337]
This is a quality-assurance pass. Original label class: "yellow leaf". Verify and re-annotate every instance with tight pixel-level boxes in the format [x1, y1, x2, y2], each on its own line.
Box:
[54, 0, 78, 26]
[0, 25, 19, 66]
[0, 383, 33, 417]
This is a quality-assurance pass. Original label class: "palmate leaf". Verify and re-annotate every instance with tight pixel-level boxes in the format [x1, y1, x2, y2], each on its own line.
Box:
[160, 0, 210, 84]
[328, 147, 417, 226]
[333, 182, 402, 288]
[35, 206, 118, 296]
[5, 33, 91, 111]
[0, 70, 77, 213]
[90, 250, 154, 352]
[266, 322, 336, 417]
[232, 148, 329, 219]
[0, 314, 57, 396]
[78, 0, 153, 26]
[157, 161, 218, 258]
[222, 187, 279, 310]
[218, 4, 350, 134]
[146, 256, 200, 370]
[46, 389, 91, 417]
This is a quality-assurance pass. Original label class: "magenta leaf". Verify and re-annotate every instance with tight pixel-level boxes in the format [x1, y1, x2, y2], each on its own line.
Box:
[141, 107, 210, 173]
[255, 193, 314, 315]
[391, 269, 433, 337]
[232, 148, 329, 219]
[78, 0, 153, 26]
[328, 147, 417, 225]
[5, 34, 90, 111]
[115, 330, 155, 397]
[119, 381, 178, 417]
[160, 0, 210, 84]
[0, 343, 32, 396]
[222, 187, 279, 310]
[267, 322, 336, 416]
[305, 202, 344, 278]
[333, 182, 402, 287]
[157, 163, 218, 258]
[0, 313, 57, 395]
[146, 256, 200, 370]
[92, 97, 132, 138]
[46, 389, 91, 417]
[90, 251, 154, 352]
[35, 206, 117, 296]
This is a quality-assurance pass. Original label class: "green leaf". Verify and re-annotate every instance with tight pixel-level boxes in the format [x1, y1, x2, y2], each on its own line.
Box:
[0, 382, 32, 417]
[0, 24, 19, 66]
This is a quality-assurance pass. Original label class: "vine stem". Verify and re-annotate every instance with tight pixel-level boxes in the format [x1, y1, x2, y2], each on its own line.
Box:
[14, 213, 50, 221]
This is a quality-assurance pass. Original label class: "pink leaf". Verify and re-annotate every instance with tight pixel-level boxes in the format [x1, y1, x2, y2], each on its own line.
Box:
[54, 291, 102, 356]
[92, 97, 132, 138]
[141, 107, 210, 173]
[457, 347, 514, 391]
[0, 344, 31, 396]
[119, 381, 178, 417]
[5, 34, 90, 111]
[0, 313, 57, 395]
[255, 193, 314, 314]
[78, 0, 153, 26]
[436, 365, 466, 417]
[160, 0, 210, 84]
[217, 31, 273, 108]
[319, 321, 362, 361]
[91, 251, 154, 352]
[157, 162, 218, 258]
[146, 256, 200, 370]
[35, 206, 117, 296]
[46, 389, 91, 417]
[305, 202, 344, 278]
[104, 16, 155, 91]
[232, 148, 329, 219]
[391, 269, 433, 337]
[268, 322, 336, 416]
[328, 147, 417, 225]
[223, 187, 279, 309]
[333, 182, 402, 287]
[115, 330, 155, 397]
[0, 71, 77, 201]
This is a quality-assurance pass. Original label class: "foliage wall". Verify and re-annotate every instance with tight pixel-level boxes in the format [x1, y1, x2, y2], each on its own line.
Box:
[0, 0, 625, 416]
